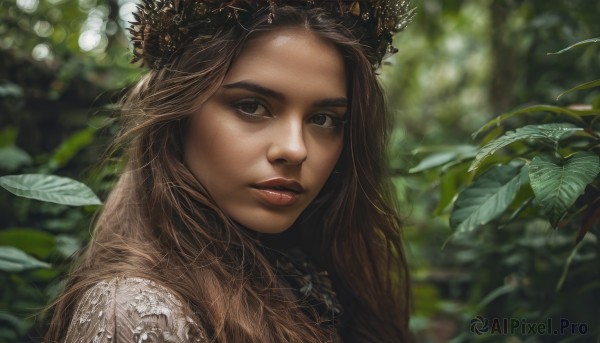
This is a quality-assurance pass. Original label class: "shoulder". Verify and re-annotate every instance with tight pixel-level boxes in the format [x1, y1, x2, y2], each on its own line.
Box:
[64, 277, 206, 343]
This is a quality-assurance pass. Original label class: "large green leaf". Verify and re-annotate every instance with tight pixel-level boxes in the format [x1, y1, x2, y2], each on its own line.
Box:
[451, 164, 527, 233]
[529, 152, 600, 225]
[469, 123, 581, 172]
[0, 174, 102, 206]
[0, 229, 56, 259]
[0, 246, 50, 272]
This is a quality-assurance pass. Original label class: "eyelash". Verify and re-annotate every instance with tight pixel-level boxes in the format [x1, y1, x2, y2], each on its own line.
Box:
[231, 99, 346, 129]
[309, 113, 346, 129]
[232, 99, 269, 119]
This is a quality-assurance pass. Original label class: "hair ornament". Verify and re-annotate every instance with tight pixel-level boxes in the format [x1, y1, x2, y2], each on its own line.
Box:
[129, 0, 415, 70]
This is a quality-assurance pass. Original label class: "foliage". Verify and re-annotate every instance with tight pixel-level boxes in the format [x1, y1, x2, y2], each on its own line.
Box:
[0, 174, 102, 206]
[0, 0, 137, 341]
[0, 144, 105, 342]
[410, 37, 600, 342]
[1, 0, 600, 342]
[450, 162, 528, 233]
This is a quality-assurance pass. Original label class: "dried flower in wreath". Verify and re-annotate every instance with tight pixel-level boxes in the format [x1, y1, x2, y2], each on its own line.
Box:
[129, 0, 415, 70]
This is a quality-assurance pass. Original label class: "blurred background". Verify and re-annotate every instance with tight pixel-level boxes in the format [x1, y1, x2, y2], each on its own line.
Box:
[0, 0, 599, 342]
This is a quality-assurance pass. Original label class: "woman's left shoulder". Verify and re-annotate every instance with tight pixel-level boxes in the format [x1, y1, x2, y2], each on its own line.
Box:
[64, 276, 206, 343]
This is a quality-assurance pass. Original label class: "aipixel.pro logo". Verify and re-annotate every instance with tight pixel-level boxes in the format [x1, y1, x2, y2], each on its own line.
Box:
[470, 316, 489, 335]
[469, 316, 588, 336]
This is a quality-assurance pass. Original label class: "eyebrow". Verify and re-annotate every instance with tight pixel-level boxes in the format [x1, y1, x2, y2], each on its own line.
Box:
[222, 81, 348, 108]
[223, 81, 284, 101]
[312, 97, 348, 108]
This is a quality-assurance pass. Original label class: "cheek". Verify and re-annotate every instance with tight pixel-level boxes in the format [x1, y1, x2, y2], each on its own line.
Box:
[185, 110, 264, 192]
[185, 111, 233, 187]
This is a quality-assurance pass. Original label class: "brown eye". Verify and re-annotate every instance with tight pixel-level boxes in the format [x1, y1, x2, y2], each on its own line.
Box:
[233, 99, 269, 117]
[309, 113, 344, 129]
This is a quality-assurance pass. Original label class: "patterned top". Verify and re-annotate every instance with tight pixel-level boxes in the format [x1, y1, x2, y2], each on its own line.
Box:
[64, 252, 342, 342]
[267, 248, 343, 331]
[64, 277, 206, 343]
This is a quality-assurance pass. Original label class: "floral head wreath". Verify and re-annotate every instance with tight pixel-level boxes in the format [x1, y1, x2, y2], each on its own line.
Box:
[129, 0, 415, 70]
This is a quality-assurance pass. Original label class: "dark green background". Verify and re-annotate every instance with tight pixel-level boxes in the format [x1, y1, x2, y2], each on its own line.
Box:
[1, 0, 599, 342]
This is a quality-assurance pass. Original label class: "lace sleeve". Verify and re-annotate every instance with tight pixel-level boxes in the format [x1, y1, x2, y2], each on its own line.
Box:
[64, 277, 207, 343]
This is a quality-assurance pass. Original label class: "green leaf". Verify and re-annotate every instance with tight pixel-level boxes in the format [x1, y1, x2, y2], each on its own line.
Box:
[56, 235, 82, 257]
[497, 196, 534, 230]
[451, 164, 526, 233]
[0, 174, 102, 206]
[410, 146, 478, 173]
[0, 246, 50, 272]
[0, 127, 18, 147]
[0, 146, 33, 172]
[48, 127, 96, 170]
[0, 229, 56, 259]
[556, 79, 600, 100]
[469, 123, 581, 172]
[472, 105, 594, 139]
[434, 165, 467, 215]
[410, 152, 457, 173]
[475, 284, 517, 311]
[0, 313, 20, 340]
[548, 37, 600, 55]
[529, 152, 600, 225]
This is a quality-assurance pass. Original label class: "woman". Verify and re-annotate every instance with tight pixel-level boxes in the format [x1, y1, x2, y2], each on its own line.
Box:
[45, 1, 413, 342]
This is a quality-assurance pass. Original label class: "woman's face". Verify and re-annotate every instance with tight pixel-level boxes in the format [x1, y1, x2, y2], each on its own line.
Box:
[185, 28, 347, 233]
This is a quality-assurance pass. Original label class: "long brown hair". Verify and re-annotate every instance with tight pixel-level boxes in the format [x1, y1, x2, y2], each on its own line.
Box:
[45, 6, 410, 342]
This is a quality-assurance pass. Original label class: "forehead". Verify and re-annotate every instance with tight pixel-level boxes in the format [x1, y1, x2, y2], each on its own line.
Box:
[222, 27, 347, 98]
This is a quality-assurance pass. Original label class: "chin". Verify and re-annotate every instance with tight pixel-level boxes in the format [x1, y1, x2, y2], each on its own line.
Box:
[247, 224, 293, 235]
[237, 217, 297, 235]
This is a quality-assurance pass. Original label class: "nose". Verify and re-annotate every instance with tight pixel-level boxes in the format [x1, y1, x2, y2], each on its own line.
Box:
[267, 118, 307, 166]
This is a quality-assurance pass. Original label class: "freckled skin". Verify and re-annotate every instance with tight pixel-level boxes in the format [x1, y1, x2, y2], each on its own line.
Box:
[184, 28, 347, 233]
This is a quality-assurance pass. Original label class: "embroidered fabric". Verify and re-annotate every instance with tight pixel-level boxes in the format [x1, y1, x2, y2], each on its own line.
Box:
[64, 251, 342, 342]
[64, 277, 206, 343]
[267, 248, 343, 331]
